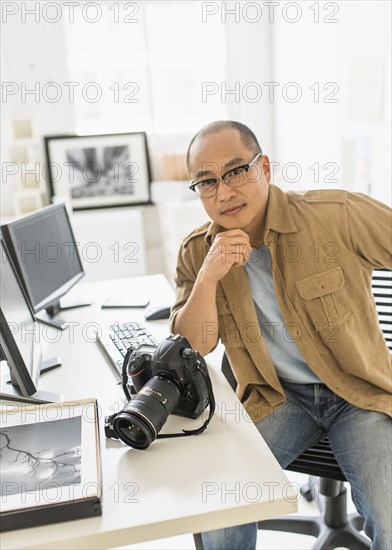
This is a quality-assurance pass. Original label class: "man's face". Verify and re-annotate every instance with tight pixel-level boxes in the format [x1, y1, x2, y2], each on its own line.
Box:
[188, 129, 271, 241]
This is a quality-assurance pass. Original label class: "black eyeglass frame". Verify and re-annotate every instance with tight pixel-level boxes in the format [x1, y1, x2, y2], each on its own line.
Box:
[189, 152, 263, 197]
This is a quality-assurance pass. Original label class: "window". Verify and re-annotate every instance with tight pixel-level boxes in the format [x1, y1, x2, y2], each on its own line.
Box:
[64, 2, 227, 135]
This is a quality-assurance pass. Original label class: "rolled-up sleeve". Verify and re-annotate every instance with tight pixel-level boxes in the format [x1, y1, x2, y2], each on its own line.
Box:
[346, 192, 392, 269]
[169, 239, 198, 332]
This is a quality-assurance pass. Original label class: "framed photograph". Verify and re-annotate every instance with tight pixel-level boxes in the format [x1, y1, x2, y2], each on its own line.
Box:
[44, 132, 152, 210]
[0, 398, 102, 531]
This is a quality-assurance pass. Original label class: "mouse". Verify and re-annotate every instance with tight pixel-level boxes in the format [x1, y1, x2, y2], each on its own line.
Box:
[144, 305, 171, 321]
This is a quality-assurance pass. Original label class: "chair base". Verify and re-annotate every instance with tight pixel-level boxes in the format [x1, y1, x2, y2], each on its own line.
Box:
[193, 487, 371, 550]
[258, 487, 371, 550]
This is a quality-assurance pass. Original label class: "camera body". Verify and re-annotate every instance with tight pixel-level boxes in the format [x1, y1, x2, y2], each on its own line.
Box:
[128, 333, 209, 419]
[105, 334, 214, 449]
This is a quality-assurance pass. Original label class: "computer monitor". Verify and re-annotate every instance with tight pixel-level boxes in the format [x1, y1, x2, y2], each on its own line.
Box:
[1, 203, 88, 329]
[0, 235, 60, 402]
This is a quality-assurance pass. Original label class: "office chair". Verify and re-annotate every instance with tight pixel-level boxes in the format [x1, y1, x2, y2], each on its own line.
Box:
[194, 268, 391, 550]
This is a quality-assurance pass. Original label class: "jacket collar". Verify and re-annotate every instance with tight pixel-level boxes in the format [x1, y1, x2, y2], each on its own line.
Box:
[205, 184, 298, 245]
[264, 184, 298, 240]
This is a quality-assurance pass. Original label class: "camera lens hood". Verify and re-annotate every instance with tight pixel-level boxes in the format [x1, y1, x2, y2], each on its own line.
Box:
[113, 409, 156, 450]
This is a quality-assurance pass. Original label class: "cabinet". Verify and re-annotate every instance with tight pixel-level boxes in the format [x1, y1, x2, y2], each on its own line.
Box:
[70, 208, 147, 283]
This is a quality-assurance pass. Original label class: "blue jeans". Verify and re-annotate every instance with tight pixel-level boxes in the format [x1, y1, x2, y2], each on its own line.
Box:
[201, 382, 392, 550]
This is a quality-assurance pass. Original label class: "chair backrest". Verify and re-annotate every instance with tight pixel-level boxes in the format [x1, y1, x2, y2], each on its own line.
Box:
[221, 268, 392, 481]
[372, 268, 392, 351]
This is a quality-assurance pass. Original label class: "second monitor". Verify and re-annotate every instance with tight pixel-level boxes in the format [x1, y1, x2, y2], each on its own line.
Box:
[1, 203, 89, 330]
[0, 235, 61, 402]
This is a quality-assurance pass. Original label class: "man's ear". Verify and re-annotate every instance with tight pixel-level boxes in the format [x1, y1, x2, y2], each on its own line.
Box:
[261, 155, 271, 184]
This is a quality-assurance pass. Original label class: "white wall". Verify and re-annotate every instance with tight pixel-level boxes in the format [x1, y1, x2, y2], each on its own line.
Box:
[224, 11, 275, 155]
[271, 0, 391, 204]
[1, 13, 74, 216]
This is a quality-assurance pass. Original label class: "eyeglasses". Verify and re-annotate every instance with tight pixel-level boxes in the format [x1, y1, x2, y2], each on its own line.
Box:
[189, 152, 262, 199]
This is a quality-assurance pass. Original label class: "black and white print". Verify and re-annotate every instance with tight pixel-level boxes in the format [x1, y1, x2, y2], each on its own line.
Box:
[0, 417, 82, 496]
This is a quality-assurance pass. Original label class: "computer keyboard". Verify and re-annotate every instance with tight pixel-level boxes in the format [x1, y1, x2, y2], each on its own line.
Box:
[97, 321, 159, 377]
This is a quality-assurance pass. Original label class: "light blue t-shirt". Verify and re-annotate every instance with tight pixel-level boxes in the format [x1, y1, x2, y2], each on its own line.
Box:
[245, 246, 321, 384]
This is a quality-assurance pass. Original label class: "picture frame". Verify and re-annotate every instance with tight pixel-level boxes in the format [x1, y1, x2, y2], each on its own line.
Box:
[44, 132, 152, 210]
[0, 398, 102, 531]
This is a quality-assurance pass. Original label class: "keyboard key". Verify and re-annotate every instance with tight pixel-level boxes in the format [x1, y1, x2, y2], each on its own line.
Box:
[98, 321, 159, 378]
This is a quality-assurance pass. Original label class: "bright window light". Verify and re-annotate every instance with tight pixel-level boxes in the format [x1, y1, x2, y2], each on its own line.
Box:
[64, 2, 227, 135]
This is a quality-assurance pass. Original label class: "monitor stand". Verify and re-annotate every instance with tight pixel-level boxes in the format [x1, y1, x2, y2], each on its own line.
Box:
[0, 348, 63, 403]
[1, 374, 62, 404]
[35, 310, 68, 330]
[40, 356, 62, 373]
[35, 298, 93, 330]
[0, 356, 63, 403]
[0, 387, 62, 404]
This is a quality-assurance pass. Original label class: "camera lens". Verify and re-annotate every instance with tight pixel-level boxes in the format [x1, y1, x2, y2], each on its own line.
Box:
[115, 416, 152, 448]
[113, 375, 181, 449]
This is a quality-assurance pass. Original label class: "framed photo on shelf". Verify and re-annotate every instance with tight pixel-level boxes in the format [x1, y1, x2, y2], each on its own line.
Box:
[44, 132, 151, 210]
[0, 398, 102, 531]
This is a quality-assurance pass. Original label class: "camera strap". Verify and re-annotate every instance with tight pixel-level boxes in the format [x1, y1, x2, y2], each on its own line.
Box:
[157, 366, 216, 439]
[122, 347, 134, 401]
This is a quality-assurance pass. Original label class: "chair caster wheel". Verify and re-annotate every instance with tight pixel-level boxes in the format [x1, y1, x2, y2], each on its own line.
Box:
[300, 484, 314, 502]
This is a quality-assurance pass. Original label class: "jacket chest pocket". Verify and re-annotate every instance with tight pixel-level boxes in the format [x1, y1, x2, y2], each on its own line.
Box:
[296, 266, 352, 330]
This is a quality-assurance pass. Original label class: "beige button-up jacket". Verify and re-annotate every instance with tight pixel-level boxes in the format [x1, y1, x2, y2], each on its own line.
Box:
[170, 185, 392, 422]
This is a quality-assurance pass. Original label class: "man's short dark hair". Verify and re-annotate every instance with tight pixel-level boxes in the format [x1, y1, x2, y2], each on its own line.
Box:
[186, 120, 261, 174]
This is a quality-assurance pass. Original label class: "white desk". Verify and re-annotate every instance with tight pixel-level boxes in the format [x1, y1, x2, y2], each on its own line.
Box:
[1, 275, 297, 549]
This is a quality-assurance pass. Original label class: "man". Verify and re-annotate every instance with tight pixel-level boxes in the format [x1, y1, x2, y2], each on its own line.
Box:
[170, 120, 392, 550]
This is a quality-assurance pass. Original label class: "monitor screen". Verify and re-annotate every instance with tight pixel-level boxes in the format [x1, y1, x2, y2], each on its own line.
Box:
[1, 203, 84, 314]
[0, 235, 41, 396]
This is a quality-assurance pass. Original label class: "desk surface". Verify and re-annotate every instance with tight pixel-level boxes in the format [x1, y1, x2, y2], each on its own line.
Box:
[1, 275, 296, 550]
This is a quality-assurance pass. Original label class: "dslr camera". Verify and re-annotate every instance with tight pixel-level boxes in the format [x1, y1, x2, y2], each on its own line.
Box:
[105, 334, 214, 450]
